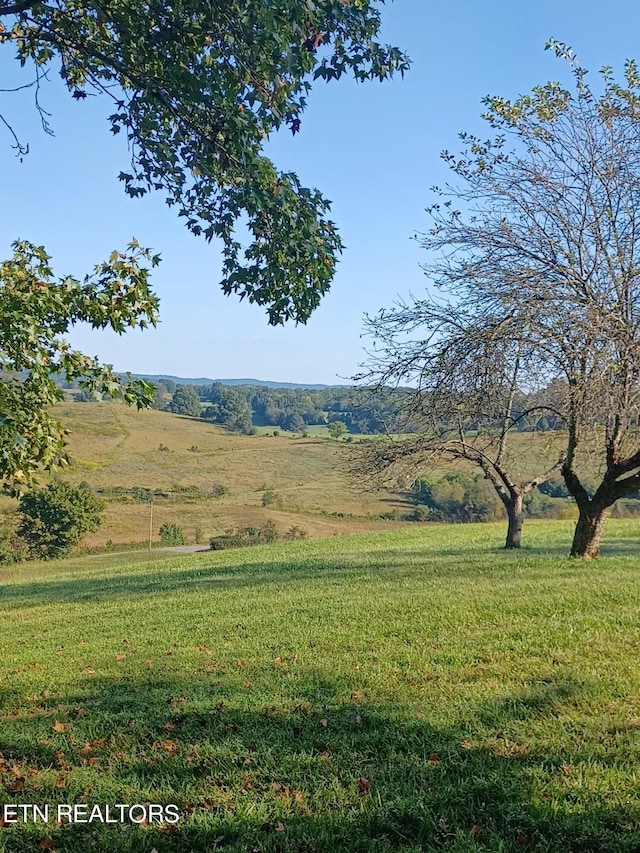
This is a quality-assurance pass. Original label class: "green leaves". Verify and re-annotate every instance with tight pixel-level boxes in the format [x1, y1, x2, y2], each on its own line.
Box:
[1, 0, 409, 323]
[17, 479, 105, 559]
[0, 241, 160, 494]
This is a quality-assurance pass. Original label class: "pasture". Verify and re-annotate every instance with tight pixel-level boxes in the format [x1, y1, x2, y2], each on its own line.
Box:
[21, 403, 413, 546]
[1, 521, 640, 851]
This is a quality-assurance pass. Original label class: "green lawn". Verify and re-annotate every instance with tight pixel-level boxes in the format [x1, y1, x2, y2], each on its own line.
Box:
[1, 520, 640, 851]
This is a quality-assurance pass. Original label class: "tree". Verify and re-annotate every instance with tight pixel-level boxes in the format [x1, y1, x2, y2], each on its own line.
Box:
[409, 45, 640, 557]
[0, 240, 158, 495]
[150, 381, 172, 410]
[169, 385, 201, 417]
[0, 1, 408, 326]
[282, 412, 306, 433]
[201, 383, 252, 432]
[357, 302, 564, 549]
[0, 2, 407, 492]
[17, 479, 104, 558]
[327, 420, 347, 440]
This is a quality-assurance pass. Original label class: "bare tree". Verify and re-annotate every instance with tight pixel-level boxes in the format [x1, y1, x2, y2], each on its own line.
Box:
[356, 299, 565, 549]
[406, 44, 640, 557]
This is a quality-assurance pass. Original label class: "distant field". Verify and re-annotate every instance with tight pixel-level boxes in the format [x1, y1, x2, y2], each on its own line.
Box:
[0, 403, 589, 551]
[1, 521, 640, 851]
[0, 403, 415, 547]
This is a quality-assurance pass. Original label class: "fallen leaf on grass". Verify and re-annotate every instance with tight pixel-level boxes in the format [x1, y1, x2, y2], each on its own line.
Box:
[471, 824, 483, 838]
[163, 740, 178, 755]
[38, 836, 55, 850]
[428, 753, 441, 765]
[52, 721, 71, 733]
[319, 718, 328, 728]
[357, 777, 371, 795]
[114, 654, 126, 661]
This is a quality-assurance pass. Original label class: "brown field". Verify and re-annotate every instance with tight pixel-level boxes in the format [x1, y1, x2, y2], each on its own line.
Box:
[2, 403, 414, 547]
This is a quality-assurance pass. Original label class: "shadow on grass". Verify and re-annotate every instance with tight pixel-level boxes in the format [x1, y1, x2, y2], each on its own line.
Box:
[1, 670, 638, 852]
[3, 532, 640, 610]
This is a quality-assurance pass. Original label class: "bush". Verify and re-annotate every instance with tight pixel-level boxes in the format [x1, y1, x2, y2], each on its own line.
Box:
[0, 522, 27, 564]
[284, 525, 308, 540]
[209, 521, 280, 550]
[523, 491, 569, 519]
[131, 486, 153, 503]
[414, 473, 503, 523]
[262, 488, 280, 507]
[159, 524, 188, 545]
[538, 477, 570, 498]
[327, 420, 347, 440]
[17, 480, 104, 559]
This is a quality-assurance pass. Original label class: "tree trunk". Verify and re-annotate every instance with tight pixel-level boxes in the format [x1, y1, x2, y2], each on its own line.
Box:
[570, 506, 608, 558]
[505, 492, 524, 549]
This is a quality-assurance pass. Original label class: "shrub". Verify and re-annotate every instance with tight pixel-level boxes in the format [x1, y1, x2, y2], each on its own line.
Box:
[209, 521, 280, 550]
[194, 527, 205, 544]
[17, 480, 104, 559]
[408, 505, 431, 522]
[262, 488, 280, 507]
[523, 491, 569, 519]
[538, 477, 570, 498]
[159, 524, 188, 545]
[414, 473, 503, 523]
[284, 525, 308, 540]
[131, 486, 153, 503]
[0, 523, 26, 564]
[327, 420, 347, 440]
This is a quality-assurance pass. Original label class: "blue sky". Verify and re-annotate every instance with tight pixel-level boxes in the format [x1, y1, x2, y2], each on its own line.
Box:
[2, 1, 639, 383]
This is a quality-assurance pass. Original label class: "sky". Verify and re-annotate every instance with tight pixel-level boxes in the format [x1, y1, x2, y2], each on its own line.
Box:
[2, 1, 640, 384]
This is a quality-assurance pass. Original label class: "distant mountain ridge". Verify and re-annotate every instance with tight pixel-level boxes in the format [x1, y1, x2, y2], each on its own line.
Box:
[124, 373, 347, 390]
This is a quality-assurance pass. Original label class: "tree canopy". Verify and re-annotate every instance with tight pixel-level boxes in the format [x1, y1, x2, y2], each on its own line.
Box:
[361, 45, 640, 557]
[0, 0, 409, 324]
[357, 301, 564, 549]
[0, 239, 158, 494]
[0, 0, 407, 492]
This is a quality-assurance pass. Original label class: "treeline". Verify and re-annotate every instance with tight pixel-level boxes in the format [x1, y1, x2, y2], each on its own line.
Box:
[411, 473, 640, 524]
[153, 381, 409, 434]
[74, 373, 574, 437]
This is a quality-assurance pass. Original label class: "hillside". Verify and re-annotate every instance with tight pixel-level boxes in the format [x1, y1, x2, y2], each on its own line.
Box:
[1, 403, 411, 547]
[1, 523, 640, 851]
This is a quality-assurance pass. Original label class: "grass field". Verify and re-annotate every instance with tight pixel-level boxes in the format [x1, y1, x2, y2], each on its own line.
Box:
[0, 403, 417, 547]
[0, 402, 576, 551]
[2, 520, 640, 851]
